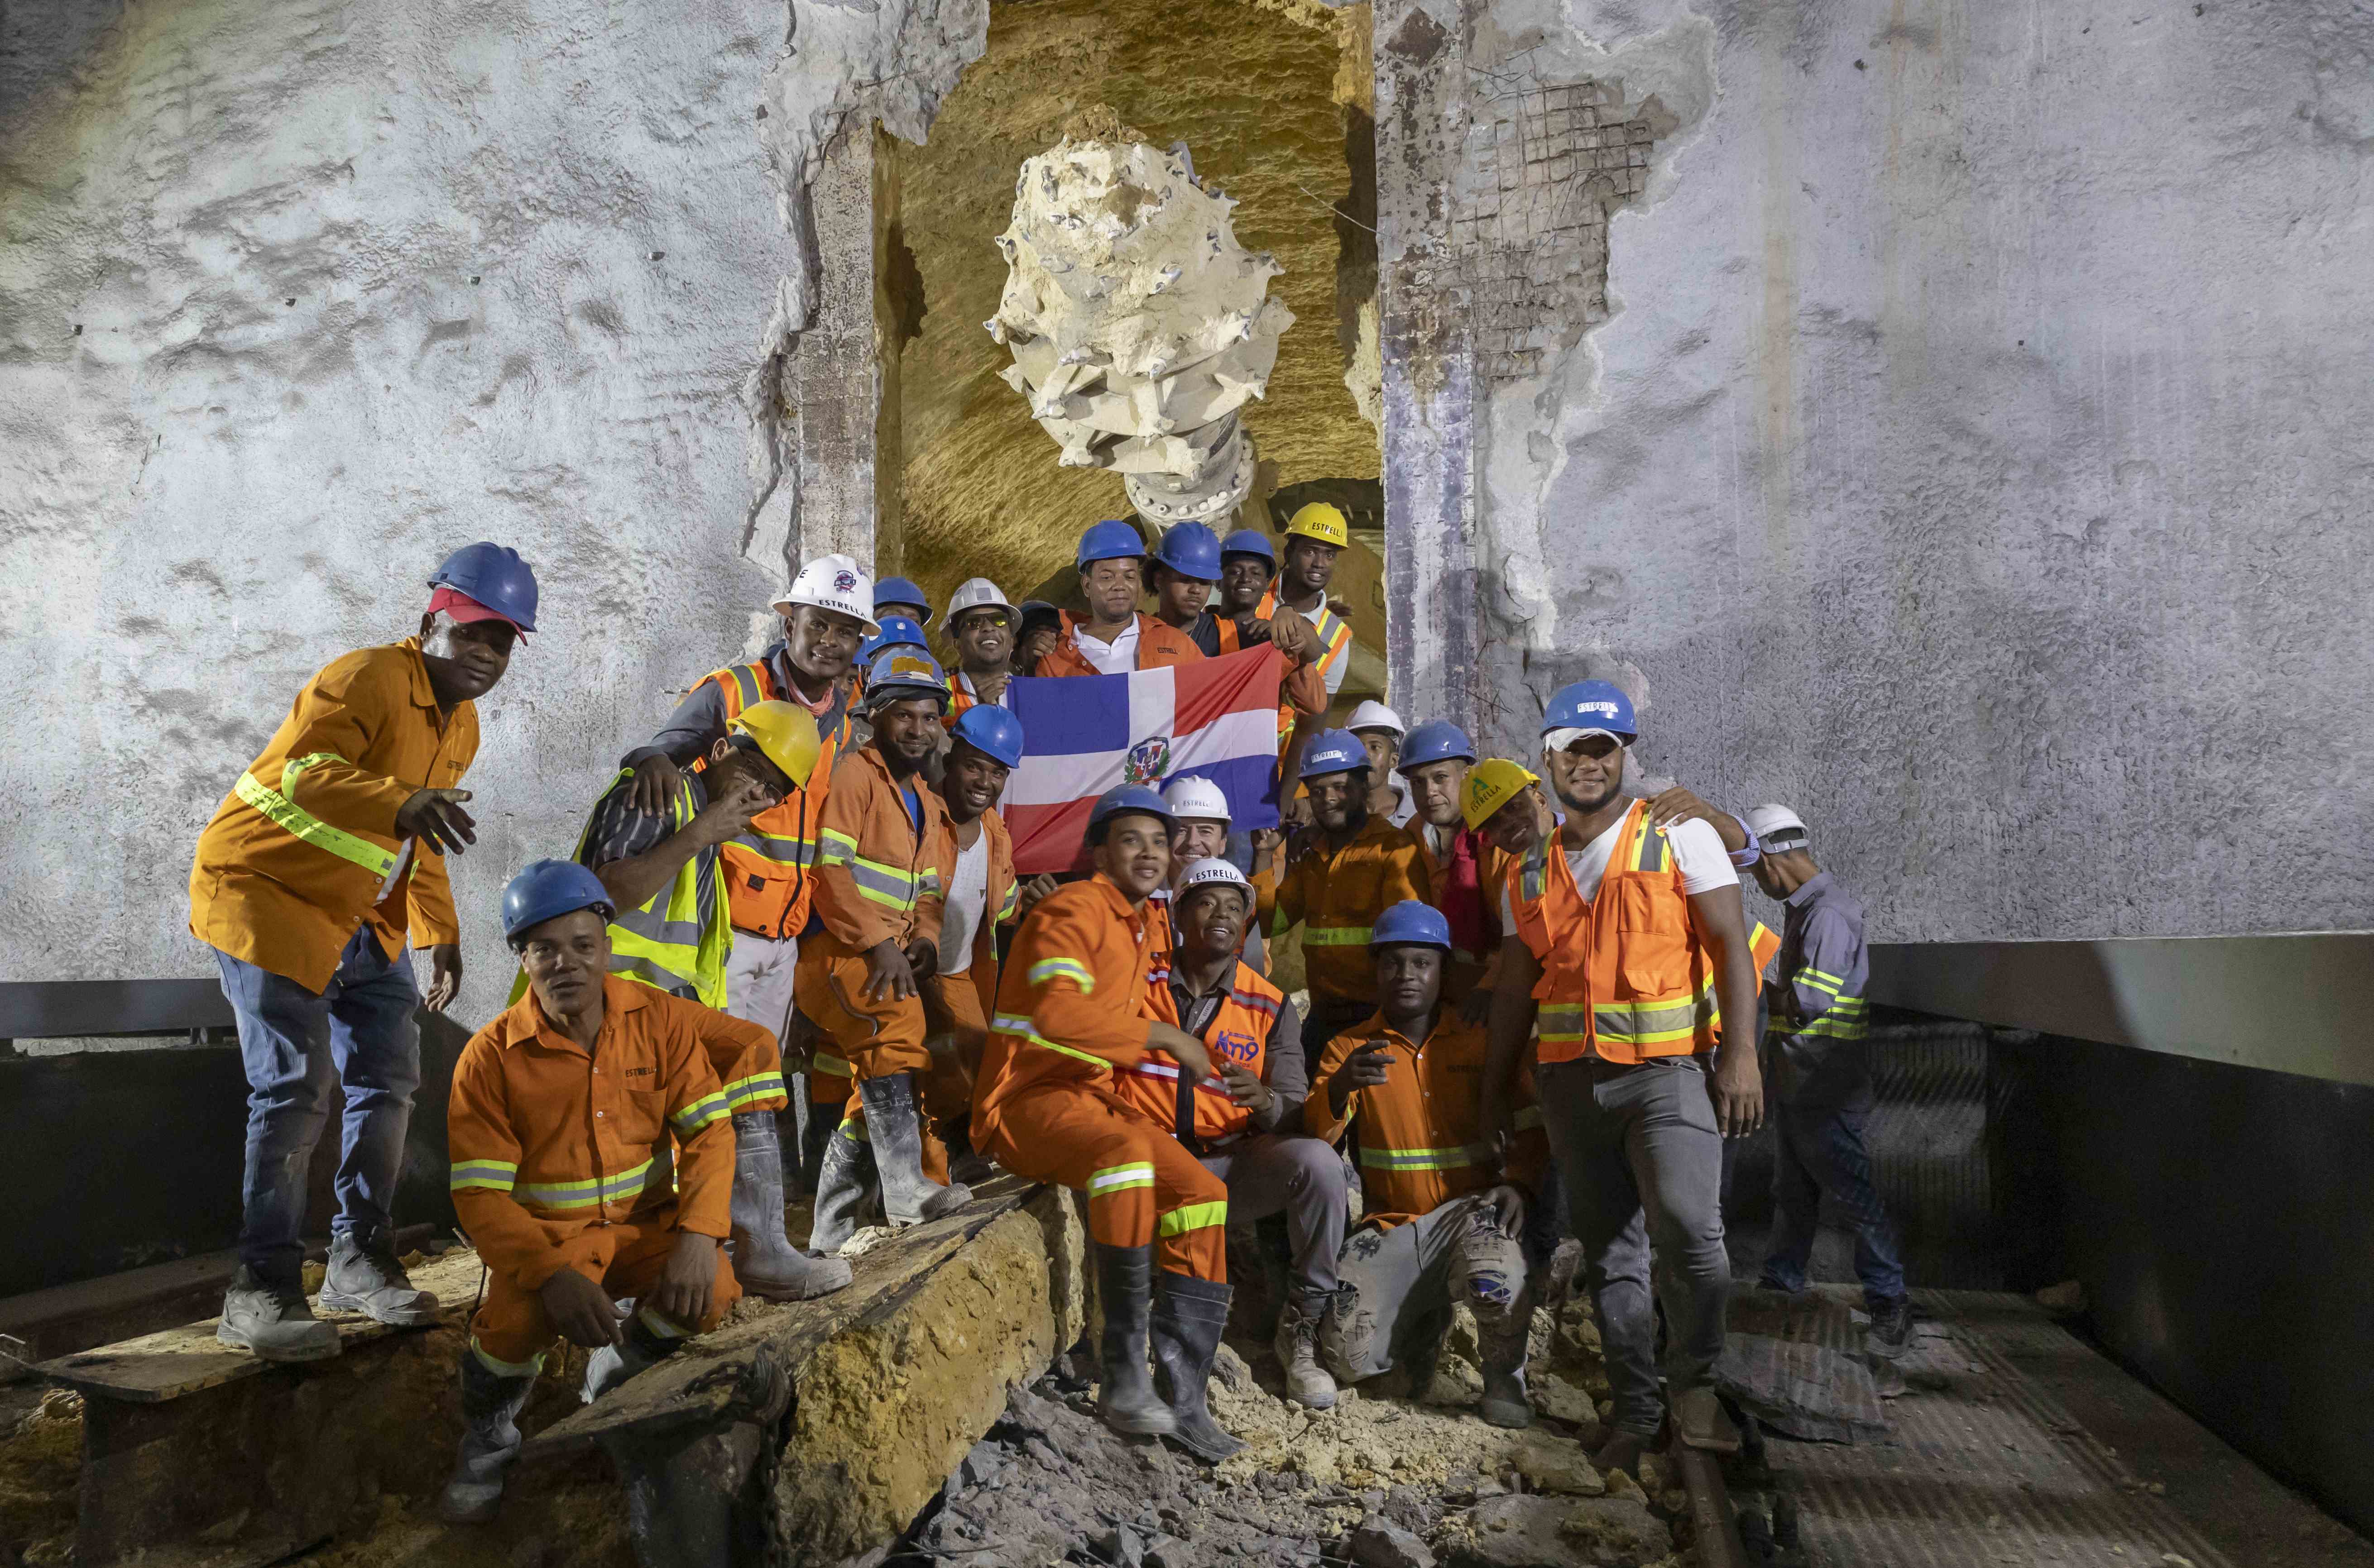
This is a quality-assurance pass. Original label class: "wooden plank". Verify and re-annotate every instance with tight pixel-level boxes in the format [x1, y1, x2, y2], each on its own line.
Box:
[520, 1176, 1045, 1460]
[37, 1248, 488, 1403]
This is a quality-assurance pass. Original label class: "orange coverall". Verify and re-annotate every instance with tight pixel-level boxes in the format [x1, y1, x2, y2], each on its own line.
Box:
[1033, 612, 1205, 676]
[1255, 816, 1427, 1018]
[189, 638, 470, 990]
[971, 877, 1228, 1278]
[447, 978, 753, 1372]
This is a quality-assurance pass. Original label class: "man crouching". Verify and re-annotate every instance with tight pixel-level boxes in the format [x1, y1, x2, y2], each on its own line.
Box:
[437, 860, 755, 1524]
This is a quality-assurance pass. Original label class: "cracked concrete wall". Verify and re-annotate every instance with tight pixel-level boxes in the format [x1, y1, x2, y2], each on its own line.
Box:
[0, 0, 978, 1010]
[1389, 0, 2374, 943]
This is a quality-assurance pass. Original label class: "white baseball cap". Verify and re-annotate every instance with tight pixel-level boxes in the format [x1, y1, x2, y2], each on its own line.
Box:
[1742, 803, 1810, 851]
[772, 553, 878, 631]
[945, 577, 1016, 625]
[1347, 700, 1405, 738]
[1543, 725, 1625, 754]
[1176, 857, 1253, 896]
[1161, 774, 1231, 824]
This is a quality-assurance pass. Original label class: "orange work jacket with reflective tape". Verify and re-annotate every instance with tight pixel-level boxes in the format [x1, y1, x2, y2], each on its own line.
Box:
[972, 876, 1162, 1143]
[1121, 956, 1285, 1145]
[447, 977, 744, 1291]
[1304, 1008, 1547, 1230]
[1033, 612, 1205, 677]
[806, 743, 954, 961]
[1253, 814, 1427, 1011]
[1502, 800, 1780, 1067]
[189, 638, 474, 992]
[701, 658, 849, 940]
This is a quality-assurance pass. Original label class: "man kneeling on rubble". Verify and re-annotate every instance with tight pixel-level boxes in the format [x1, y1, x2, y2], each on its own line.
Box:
[437, 861, 752, 1525]
[1306, 900, 1548, 1430]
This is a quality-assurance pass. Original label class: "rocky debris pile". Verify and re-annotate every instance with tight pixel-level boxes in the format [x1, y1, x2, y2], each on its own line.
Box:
[0, 1388, 82, 1566]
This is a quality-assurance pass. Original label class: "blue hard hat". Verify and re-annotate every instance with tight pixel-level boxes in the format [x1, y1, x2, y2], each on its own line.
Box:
[874, 577, 932, 622]
[950, 704, 1026, 769]
[1087, 783, 1177, 845]
[1397, 719, 1477, 775]
[428, 542, 539, 633]
[1297, 727, 1370, 780]
[858, 614, 930, 664]
[862, 646, 950, 709]
[1077, 518, 1146, 571]
[1151, 521, 1223, 582]
[1370, 899, 1453, 951]
[1220, 528, 1276, 566]
[1541, 679, 1636, 742]
[502, 859, 615, 944]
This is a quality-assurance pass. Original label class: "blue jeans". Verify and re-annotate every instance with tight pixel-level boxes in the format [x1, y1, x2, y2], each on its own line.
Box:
[1760, 1094, 1906, 1309]
[214, 926, 422, 1288]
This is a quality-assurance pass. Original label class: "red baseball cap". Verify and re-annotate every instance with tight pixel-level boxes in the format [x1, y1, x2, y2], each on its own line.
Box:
[428, 586, 531, 635]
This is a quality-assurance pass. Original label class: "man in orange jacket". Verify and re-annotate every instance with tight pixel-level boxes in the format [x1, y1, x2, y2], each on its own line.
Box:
[971, 787, 1241, 1461]
[799, 648, 969, 1250]
[1482, 680, 1769, 1473]
[1035, 520, 1204, 676]
[435, 861, 748, 1525]
[189, 543, 535, 1362]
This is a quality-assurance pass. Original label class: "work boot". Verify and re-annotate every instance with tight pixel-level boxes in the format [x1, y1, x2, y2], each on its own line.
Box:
[581, 1308, 684, 1404]
[1474, 1285, 1536, 1429]
[859, 1073, 971, 1226]
[1093, 1243, 1176, 1439]
[729, 1112, 852, 1300]
[1317, 1283, 1374, 1387]
[1150, 1272, 1245, 1464]
[1867, 1296, 1914, 1360]
[216, 1265, 341, 1362]
[1673, 1386, 1742, 1453]
[319, 1229, 440, 1326]
[435, 1348, 537, 1524]
[808, 1119, 879, 1255]
[1272, 1292, 1338, 1410]
[798, 1099, 838, 1193]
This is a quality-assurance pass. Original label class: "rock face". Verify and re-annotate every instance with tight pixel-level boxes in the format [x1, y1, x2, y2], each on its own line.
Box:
[990, 135, 1294, 526]
[1439, 1493, 1670, 1568]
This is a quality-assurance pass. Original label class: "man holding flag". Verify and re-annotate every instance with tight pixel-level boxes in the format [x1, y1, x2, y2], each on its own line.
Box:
[1035, 521, 1204, 677]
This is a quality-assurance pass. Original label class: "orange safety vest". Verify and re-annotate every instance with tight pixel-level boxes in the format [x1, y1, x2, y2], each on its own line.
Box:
[1503, 800, 1779, 1066]
[1255, 588, 1352, 693]
[1124, 955, 1285, 1146]
[704, 659, 848, 940]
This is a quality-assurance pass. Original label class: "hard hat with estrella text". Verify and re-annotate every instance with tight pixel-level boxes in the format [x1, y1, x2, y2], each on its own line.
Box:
[1281, 502, 1349, 551]
[502, 859, 615, 946]
[950, 704, 1026, 769]
[1540, 679, 1637, 744]
[1460, 758, 1540, 831]
[726, 700, 823, 792]
[1161, 774, 1231, 825]
[772, 553, 878, 632]
[1297, 728, 1370, 780]
[1175, 856, 1253, 904]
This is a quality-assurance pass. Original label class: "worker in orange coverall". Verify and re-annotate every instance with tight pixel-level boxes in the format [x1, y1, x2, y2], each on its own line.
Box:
[970, 785, 1243, 1463]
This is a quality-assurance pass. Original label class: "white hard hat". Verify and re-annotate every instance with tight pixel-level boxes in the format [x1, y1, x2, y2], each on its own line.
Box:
[946, 577, 1016, 625]
[772, 553, 878, 631]
[1347, 700, 1405, 738]
[1176, 857, 1252, 896]
[1161, 774, 1231, 824]
[1743, 803, 1809, 851]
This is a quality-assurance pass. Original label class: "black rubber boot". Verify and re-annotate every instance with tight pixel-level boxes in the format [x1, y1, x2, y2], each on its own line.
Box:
[1094, 1243, 1176, 1438]
[858, 1072, 971, 1225]
[729, 1111, 852, 1300]
[808, 1118, 878, 1255]
[435, 1348, 537, 1524]
[1151, 1272, 1245, 1463]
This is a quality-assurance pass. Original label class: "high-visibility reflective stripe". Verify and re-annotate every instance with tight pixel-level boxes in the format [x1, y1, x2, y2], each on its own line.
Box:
[449, 1160, 518, 1191]
[811, 1052, 854, 1077]
[722, 1071, 786, 1109]
[614, 907, 705, 946]
[515, 1159, 657, 1209]
[997, 882, 1020, 922]
[233, 755, 402, 877]
[1158, 1200, 1228, 1235]
[671, 1092, 731, 1134]
[609, 949, 698, 1003]
[471, 1337, 547, 1378]
[1795, 966, 1845, 996]
[729, 829, 819, 866]
[992, 1013, 1110, 1070]
[1089, 1162, 1155, 1195]
[1631, 817, 1669, 874]
[726, 665, 764, 710]
[1537, 1006, 1592, 1043]
[637, 1302, 695, 1340]
[817, 828, 859, 865]
[1302, 926, 1373, 947]
[849, 857, 923, 909]
[1592, 990, 1716, 1047]
[1795, 1016, 1870, 1041]
[838, 1117, 869, 1143]
[577, 769, 729, 1009]
[1029, 957, 1095, 992]
[1520, 843, 1547, 903]
[1359, 1143, 1487, 1171]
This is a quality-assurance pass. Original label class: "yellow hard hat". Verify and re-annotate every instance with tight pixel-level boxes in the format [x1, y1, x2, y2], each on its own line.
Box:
[1460, 758, 1540, 831]
[728, 701, 822, 790]
[1282, 502, 1349, 550]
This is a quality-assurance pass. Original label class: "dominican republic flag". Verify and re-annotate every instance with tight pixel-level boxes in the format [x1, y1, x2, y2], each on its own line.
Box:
[1005, 645, 1284, 874]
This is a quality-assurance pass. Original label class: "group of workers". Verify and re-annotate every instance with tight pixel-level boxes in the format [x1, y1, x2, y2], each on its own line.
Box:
[186, 505, 1903, 1527]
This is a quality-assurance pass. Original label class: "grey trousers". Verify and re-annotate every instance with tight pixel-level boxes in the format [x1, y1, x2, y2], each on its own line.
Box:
[1538, 1055, 1730, 1437]
[1325, 1195, 1529, 1384]
[1199, 1132, 1346, 1300]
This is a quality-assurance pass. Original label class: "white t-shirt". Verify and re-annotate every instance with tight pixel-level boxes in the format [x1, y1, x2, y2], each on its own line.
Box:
[937, 831, 992, 975]
[1073, 618, 1141, 674]
[1383, 783, 1416, 828]
[1500, 813, 1736, 929]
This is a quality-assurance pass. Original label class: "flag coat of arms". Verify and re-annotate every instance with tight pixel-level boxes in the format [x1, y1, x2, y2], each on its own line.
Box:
[1004, 646, 1285, 874]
